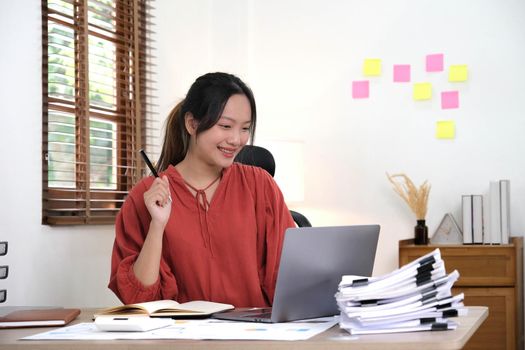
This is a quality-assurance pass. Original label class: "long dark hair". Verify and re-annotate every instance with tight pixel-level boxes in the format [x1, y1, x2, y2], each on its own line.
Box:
[157, 72, 257, 172]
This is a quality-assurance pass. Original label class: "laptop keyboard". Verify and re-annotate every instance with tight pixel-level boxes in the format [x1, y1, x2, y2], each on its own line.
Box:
[250, 312, 272, 319]
[212, 307, 274, 323]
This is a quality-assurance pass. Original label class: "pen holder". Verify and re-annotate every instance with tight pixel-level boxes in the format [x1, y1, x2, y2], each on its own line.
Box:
[414, 220, 428, 245]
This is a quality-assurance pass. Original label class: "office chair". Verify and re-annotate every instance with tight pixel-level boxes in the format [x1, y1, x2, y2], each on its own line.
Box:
[235, 145, 312, 227]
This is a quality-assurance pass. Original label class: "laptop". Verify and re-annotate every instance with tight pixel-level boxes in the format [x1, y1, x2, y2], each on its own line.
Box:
[212, 225, 380, 323]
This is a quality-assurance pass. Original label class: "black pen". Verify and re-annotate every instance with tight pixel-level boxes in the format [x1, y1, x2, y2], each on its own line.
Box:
[139, 149, 172, 202]
[139, 149, 159, 177]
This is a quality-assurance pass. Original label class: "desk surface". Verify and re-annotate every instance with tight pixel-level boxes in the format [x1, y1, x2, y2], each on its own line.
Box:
[0, 306, 487, 350]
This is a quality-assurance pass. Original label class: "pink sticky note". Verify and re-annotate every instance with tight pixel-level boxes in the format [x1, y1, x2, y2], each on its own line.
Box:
[426, 53, 444, 72]
[352, 80, 369, 99]
[441, 91, 459, 109]
[393, 64, 411, 82]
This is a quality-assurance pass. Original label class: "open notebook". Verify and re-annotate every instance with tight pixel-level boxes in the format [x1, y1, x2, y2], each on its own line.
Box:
[94, 300, 233, 318]
[213, 225, 380, 323]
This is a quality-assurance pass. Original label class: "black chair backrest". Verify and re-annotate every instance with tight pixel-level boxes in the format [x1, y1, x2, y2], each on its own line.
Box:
[290, 210, 312, 227]
[235, 145, 312, 227]
[235, 145, 275, 177]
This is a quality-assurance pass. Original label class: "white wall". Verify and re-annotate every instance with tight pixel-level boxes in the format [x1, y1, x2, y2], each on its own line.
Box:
[1, 0, 524, 307]
[255, 0, 525, 275]
[158, 0, 525, 277]
[0, 2, 120, 307]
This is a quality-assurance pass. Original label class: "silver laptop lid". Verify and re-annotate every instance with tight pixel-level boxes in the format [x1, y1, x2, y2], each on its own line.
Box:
[271, 225, 380, 322]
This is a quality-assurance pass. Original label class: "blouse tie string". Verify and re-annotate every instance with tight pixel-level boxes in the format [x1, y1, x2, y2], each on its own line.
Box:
[184, 175, 221, 253]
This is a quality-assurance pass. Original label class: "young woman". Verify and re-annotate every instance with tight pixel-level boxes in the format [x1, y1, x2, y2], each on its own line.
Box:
[108, 72, 295, 307]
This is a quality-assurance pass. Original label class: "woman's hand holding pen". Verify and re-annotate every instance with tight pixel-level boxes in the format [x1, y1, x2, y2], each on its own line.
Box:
[134, 175, 171, 286]
[144, 176, 172, 229]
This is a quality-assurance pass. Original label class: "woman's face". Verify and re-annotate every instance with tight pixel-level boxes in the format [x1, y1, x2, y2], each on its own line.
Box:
[187, 94, 252, 169]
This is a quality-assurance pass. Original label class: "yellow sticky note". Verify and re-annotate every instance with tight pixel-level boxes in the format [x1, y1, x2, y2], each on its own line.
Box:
[449, 65, 468, 82]
[363, 59, 382, 76]
[436, 121, 455, 139]
[413, 82, 432, 100]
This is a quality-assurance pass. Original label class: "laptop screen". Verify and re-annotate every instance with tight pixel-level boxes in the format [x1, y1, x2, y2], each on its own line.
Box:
[270, 225, 380, 322]
[213, 225, 380, 323]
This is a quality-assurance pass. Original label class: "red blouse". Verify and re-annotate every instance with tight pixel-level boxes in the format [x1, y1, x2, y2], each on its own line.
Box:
[108, 163, 295, 307]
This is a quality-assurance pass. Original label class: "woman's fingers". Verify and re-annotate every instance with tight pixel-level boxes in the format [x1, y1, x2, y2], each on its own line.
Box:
[145, 177, 171, 207]
[143, 177, 172, 227]
[162, 176, 172, 203]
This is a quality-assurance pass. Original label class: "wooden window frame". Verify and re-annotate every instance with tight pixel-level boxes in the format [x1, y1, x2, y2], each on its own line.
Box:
[42, 0, 154, 225]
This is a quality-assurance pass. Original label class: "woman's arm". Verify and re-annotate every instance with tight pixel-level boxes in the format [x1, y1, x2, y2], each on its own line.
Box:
[108, 176, 178, 304]
[132, 176, 171, 286]
[252, 168, 295, 304]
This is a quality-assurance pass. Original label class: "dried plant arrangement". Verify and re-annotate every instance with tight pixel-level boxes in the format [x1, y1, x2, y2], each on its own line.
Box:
[386, 173, 431, 220]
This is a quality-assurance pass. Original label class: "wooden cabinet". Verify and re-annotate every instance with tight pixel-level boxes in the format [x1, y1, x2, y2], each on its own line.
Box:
[399, 237, 523, 350]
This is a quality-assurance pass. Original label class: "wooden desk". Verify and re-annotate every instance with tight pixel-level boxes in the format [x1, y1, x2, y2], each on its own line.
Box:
[0, 307, 487, 350]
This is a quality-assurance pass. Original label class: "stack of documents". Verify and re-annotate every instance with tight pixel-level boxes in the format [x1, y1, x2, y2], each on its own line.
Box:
[335, 249, 467, 335]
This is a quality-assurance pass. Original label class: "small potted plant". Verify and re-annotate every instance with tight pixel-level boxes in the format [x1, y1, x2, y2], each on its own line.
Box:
[387, 173, 431, 245]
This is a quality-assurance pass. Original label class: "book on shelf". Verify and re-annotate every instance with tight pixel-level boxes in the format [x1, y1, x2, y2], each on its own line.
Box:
[461, 180, 511, 246]
[461, 194, 483, 244]
[485, 179, 511, 245]
[500, 179, 510, 244]
[462, 195, 473, 244]
[482, 194, 491, 244]
[489, 181, 502, 244]
[336, 248, 466, 335]
[472, 195, 483, 244]
[94, 299, 234, 319]
[0, 307, 80, 328]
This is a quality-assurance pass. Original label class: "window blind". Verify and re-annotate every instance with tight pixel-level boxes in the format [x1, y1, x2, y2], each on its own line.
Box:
[42, 0, 158, 225]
